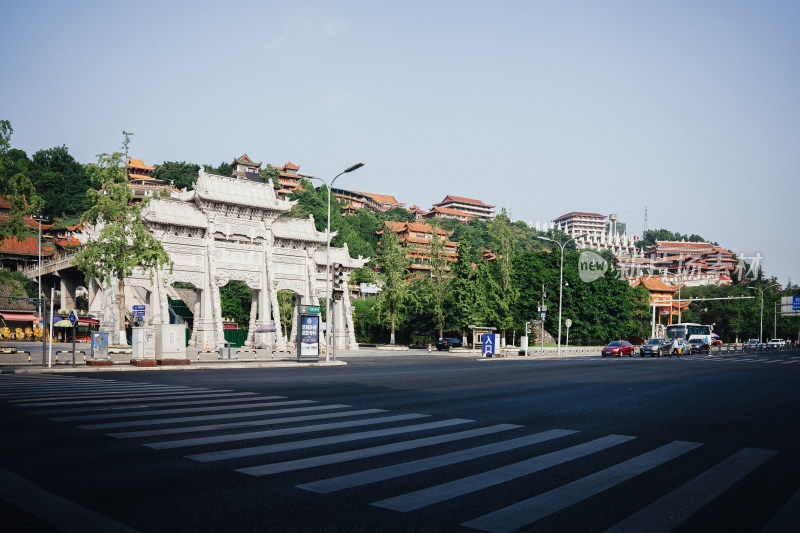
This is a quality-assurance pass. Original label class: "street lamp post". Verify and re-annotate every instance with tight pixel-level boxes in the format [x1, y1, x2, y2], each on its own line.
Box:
[33, 215, 48, 318]
[748, 283, 778, 343]
[307, 162, 364, 362]
[538, 234, 587, 355]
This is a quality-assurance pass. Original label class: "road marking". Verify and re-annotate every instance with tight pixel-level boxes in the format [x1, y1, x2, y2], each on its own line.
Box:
[145, 413, 429, 449]
[186, 418, 474, 462]
[298, 428, 575, 493]
[1, 385, 197, 401]
[372, 434, 635, 512]
[109, 409, 388, 438]
[762, 486, 800, 533]
[28, 393, 265, 413]
[54, 399, 316, 422]
[78, 404, 351, 430]
[606, 447, 777, 533]
[244, 424, 523, 477]
[0, 467, 139, 533]
[460, 440, 702, 533]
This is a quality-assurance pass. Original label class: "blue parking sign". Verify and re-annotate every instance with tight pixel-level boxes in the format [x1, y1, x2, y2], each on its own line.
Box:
[482, 334, 495, 357]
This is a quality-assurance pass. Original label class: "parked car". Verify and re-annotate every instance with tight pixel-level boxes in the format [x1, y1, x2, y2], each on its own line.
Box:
[639, 338, 670, 357]
[767, 339, 787, 348]
[601, 340, 634, 357]
[668, 339, 691, 357]
[744, 339, 761, 350]
[689, 338, 711, 354]
[436, 337, 462, 350]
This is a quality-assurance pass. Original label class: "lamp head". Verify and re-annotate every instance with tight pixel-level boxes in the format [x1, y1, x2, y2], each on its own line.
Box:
[344, 162, 364, 173]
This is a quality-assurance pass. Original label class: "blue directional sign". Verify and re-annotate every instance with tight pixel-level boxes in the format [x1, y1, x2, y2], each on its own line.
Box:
[540, 311, 547, 319]
[794, 296, 800, 311]
[132, 304, 146, 317]
[69, 310, 78, 327]
[482, 334, 495, 357]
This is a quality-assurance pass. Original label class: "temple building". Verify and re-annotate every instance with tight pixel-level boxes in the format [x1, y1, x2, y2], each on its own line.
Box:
[631, 275, 691, 329]
[275, 162, 303, 199]
[230, 154, 262, 181]
[424, 205, 474, 222]
[377, 221, 457, 277]
[127, 158, 179, 202]
[331, 189, 405, 213]
[432, 195, 495, 221]
[0, 212, 54, 271]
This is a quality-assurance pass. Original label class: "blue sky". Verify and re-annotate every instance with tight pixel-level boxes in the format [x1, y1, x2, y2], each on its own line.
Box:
[3, 1, 799, 283]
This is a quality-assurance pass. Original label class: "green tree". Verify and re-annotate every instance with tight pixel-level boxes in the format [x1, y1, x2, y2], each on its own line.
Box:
[489, 209, 518, 341]
[73, 132, 172, 340]
[219, 280, 252, 330]
[258, 164, 281, 191]
[446, 239, 479, 344]
[417, 221, 451, 338]
[153, 161, 200, 191]
[376, 229, 409, 344]
[0, 120, 43, 241]
[28, 146, 93, 219]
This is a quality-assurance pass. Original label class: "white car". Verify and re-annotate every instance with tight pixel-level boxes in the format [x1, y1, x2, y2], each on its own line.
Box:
[767, 339, 786, 348]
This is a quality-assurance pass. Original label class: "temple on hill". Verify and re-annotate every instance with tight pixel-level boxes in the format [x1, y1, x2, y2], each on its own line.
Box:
[230, 154, 262, 181]
[127, 158, 179, 202]
[276, 162, 303, 198]
[377, 221, 457, 277]
[432, 195, 495, 221]
[332, 188, 405, 212]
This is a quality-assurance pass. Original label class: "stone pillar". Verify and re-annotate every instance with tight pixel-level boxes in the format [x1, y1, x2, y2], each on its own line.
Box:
[59, 276, 78, 311]
[246, 291, 258, 348]
[289, 293, 300, 347]
[342, 279, 359, 350]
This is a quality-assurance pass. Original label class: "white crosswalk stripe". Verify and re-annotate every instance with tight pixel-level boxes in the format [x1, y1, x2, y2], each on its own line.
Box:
[297, 428, 576, 493]
[606, 447, 777, 533]
[461, 440, 703, 532]
[0, 374, 792, 531]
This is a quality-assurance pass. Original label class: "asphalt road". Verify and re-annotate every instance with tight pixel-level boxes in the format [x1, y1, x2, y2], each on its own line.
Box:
[1, 350, 799, 532]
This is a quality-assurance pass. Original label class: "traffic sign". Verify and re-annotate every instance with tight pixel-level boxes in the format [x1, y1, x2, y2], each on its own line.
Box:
[540, 311, 546, 319]
[565, 319, 572, 328]
[794, 296, 800, 311]
[132, 304, 146, 317]
[69, 310, 78, 327]
[299, 305, 321, 314]
[482, 334, 495, 357]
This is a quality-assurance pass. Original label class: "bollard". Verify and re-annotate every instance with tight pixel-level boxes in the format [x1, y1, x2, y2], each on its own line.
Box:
[428, 344, 431, 353]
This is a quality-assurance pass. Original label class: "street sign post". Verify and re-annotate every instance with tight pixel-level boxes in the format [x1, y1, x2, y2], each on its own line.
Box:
[482, 334, 495, 358]
[68, 310, 78, 366]
[565, 318, 572, 349]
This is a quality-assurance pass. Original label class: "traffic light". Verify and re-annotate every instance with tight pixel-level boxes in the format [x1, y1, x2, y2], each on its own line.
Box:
[333, 264, 345, 288]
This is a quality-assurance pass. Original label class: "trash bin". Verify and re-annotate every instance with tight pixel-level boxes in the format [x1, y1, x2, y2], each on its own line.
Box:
[219, 342, 236, 359]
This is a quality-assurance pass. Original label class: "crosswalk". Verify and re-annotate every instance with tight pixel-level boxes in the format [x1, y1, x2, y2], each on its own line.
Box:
[681, 353, 800, 364]
[1, 374, 796, 532]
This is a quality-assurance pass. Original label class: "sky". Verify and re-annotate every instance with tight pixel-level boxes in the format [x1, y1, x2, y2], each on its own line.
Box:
[2, 1, 799, 284]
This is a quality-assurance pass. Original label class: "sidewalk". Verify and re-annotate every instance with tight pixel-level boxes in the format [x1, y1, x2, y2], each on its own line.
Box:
[0, 342, 347, 373]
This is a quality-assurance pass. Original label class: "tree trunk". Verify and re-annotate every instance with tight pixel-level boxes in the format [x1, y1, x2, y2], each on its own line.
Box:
[390, 307, 396, 345]
[117, 276, 126, 342]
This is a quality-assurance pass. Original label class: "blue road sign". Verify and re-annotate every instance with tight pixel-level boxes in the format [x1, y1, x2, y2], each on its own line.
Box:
[794, 296, 800, 311]
[69, 310, 78, 327]
[540, 311, 547, 319]
[132, 304, 146, 317]
[482, 334, 495, 356]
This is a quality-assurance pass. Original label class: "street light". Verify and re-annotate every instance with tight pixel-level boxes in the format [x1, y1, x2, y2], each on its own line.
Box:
[747, 283, 779, 343]
[307, 162, 364, 362]
[32, 215, 48, 319]
[538, 233, 587, 355]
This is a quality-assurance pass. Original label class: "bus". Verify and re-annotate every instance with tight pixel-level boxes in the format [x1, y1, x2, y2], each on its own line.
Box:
[665, 323, 713, 346]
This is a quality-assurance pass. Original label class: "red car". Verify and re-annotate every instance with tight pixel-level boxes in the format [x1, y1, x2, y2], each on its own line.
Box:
[601, 340, 634, 357]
